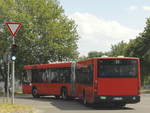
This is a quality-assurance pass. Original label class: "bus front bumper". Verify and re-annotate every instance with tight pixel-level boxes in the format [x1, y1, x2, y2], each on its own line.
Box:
[94, 95, 140, 104]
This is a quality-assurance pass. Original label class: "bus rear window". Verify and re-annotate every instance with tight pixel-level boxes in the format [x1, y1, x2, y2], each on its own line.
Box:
[98, 59, 138, 77]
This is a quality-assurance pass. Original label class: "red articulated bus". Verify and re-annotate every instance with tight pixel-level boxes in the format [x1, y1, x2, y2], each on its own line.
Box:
[22, 57, 140, 107]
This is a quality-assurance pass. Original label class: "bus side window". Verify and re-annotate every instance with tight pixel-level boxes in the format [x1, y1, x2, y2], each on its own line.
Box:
[83, 67, 88, 84]
[75, 67, 83, 84]
[42, 69, 49, 83]
[77, 67, 87, 84]
[59, 68, 66, 83]
[87, 64, 93, 85]
[23, 70, 32, 84]
[32, 69, 43, 83]
[51, 68, 59, 83]
[75, 67, 80, 84]
[61, 68, 71, 83]
[65, 68, 71, 83]
[37, 70, 43, 83]
[59, 68, 64, 83]
[47, 69, 52, 83]
[22, 70, 27, 83]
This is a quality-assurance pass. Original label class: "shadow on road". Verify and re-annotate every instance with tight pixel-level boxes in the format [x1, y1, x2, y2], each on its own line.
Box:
[50, 99, 134, 110]
[15, 95, 134, 111]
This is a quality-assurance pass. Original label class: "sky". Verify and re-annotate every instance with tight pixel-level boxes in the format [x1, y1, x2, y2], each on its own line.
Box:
[59, 0, 150, 56]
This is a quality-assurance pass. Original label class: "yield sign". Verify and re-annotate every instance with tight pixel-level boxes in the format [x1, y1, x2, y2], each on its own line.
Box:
[6, 22, 22, 36]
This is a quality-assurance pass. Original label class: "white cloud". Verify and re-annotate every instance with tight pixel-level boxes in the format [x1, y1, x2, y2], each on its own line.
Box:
[128, 6, 138, 11]
[143, 6, 150, 11]
[69, 12, 140, 56]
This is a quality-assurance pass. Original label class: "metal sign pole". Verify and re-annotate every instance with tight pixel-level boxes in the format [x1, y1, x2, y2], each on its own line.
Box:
[12, 36, 15, 104]
[12, 59, 15, 104]
[5, 22, 22, 104]
[7, 61, 10, 102]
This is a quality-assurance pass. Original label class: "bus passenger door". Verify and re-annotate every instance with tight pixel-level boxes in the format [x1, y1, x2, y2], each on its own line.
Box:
[85, 64, 94, 103]
[22, 70, 32, 94]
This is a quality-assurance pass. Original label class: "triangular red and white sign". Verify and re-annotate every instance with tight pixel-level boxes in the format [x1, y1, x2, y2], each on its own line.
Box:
[6, 22, 22, 36]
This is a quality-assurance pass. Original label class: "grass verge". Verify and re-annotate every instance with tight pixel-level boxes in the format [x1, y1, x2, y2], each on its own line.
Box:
[140, 89, 150, 94]
[0, 104, 37, 113]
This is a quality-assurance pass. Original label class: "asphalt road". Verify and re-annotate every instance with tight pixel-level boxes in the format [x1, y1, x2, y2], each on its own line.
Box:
[0, 94, 150, 113]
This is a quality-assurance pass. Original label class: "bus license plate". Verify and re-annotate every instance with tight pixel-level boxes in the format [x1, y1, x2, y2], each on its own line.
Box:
[113, 97, 123, 101]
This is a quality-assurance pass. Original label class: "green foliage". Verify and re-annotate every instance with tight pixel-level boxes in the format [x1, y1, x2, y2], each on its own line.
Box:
[0, 0, 79, 81]
[88, 51, 103, 58]
[109, 18, 150, 85]
[78, 55, 87, 61]
[78, 51, 111, 61]
[110, 41, 128, 57]
[125, 18, 150, 61]
[125, 18, 150, 85]
[87, 51, 111, 58]
[84, 41, 129, 59]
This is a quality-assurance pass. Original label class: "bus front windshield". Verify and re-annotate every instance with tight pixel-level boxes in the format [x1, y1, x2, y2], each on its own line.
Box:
[98, 59, 138, 77]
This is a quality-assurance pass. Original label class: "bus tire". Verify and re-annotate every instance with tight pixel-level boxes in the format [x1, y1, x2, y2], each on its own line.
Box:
[83, 97, 88, 105]
[61, 88, 67, 100]
[55, 95, 60, 99]
[32, 88, 40, 98]
[83, 91, 89, 106]
[113, 103, 126, 108]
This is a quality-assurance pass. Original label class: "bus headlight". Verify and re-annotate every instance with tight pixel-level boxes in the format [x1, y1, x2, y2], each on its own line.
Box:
[133, 96, 136, 100]
[100, 96, 107, 100]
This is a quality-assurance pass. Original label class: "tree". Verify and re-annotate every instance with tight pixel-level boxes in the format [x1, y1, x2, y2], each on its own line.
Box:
[88, 51, 101, 58]
[125, 18, 150, 85]
[110, 41, 128, 57]
[87, 51, 111, 58]
[0, 0, 79, 90]
[78, 55, 87, 61]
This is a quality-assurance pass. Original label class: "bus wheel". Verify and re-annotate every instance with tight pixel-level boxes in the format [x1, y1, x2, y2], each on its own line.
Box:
[114, 103, 126, 108]
[82, 90, 88, 105]
[83, 94, 89, 106]
[83, 97, 88, 105]
[55, 95, 60, 99]
[61, 88, 67, 100]
[32, 88, 40, 98]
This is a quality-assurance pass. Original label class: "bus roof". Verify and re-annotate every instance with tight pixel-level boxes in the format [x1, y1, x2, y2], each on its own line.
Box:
[24, 57, 139, 70]
[24, 62, 72, 70]
[93, 57, 139, 60]
[77, 57, 139, 63]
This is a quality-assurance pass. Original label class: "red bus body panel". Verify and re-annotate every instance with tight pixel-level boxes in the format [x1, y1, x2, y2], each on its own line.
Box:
[97, 78, 139, 95]
[22, 84, 32, 94]
[30, 83, 71, 95]
[75, 84, 94, 103]
[95, 57, 140, 96]
[24, 63, 72, 70]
